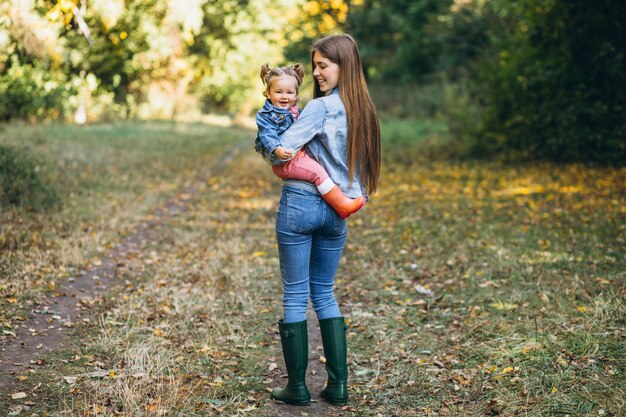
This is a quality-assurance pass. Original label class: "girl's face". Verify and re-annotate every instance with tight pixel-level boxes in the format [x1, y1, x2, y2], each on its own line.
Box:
[313, 50, 340, 92]
[266, 75, 298, 109]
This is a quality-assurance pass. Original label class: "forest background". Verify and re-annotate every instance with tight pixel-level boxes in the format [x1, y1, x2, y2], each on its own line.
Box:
[1, 0, 624, 164]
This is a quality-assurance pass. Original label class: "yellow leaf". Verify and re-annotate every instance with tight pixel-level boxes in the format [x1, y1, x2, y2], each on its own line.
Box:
[253, 251, 266, 257]
[484, 365, 498, 373]
[109, 370, 115, 378]
[7, 297, 17, 304]
[153, 328, 164, 337]
[551, 386, 558, 394]
[491, 300, 517, 310]
[499, 366, 514, 374]
[576, 306, 587, 313]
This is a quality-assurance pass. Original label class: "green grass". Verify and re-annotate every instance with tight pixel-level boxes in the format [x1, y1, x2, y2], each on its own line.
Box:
[2, 119, 625, 416]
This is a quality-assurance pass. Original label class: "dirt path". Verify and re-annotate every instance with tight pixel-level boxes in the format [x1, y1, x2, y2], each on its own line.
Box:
[0, 146, 242, 394]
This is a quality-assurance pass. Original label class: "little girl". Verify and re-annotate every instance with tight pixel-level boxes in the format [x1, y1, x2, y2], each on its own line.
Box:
[255, 63, 365, 219]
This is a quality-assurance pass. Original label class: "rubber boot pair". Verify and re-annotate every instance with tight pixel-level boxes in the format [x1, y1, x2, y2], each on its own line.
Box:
[322, 186, 366, 219]
[271, 317, 348, 406]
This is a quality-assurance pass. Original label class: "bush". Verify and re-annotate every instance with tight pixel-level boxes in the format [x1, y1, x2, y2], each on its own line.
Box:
[472, 0, 626, 164]
[0, 58, 69, 122]
[0, 145, 59, 210]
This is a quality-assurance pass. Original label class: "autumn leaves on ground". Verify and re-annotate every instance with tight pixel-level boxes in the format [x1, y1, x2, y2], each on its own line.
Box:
[1, 122, 624, 416]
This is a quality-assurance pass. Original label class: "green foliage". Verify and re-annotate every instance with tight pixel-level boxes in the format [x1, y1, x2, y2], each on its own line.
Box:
[0, 144, 58, 210]
[0, 57, 70, 122]
[474, 0, 626, 163]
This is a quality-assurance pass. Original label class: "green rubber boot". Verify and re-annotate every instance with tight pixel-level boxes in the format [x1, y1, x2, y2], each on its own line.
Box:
[271, 320, 311, 405]
[319, 317, 349, 405]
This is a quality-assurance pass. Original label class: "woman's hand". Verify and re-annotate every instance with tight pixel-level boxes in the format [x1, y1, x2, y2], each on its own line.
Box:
[273, 146, 295, 160]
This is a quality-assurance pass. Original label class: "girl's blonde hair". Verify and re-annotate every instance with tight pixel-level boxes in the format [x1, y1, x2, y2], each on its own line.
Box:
[311, 34, 381, 195]
[260, 63, 305, 99]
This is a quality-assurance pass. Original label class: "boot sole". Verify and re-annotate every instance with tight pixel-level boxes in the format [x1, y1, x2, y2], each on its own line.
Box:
[271, 397, 311, 406]
[320, 395, 348, 406]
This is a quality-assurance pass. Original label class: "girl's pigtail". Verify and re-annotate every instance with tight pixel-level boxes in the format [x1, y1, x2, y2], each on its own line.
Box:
[260, 63, 271, 85]
[291, 63, 305, 86]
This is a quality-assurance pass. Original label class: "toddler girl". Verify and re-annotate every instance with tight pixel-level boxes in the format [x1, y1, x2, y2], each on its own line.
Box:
[255, 63, 365, 219]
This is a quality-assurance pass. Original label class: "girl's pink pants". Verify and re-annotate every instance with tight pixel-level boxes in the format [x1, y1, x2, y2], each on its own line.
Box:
[272, 150, 329, 186]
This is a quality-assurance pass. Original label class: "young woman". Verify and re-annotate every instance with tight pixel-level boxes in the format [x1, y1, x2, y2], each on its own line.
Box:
[270, 34, 380, 406]
[255, 63, 366, 218]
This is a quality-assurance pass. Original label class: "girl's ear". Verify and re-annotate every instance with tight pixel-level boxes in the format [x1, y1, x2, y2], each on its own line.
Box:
[260, 63, 270, 85]
[292, 63, 305, 85]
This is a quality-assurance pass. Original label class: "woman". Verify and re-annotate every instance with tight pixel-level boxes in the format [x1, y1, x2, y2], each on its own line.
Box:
[270, 33, 380, 406]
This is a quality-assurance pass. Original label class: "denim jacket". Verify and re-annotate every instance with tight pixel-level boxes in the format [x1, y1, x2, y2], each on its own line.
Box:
[255, 99, 299, 161]
[266, 88, 366, 199]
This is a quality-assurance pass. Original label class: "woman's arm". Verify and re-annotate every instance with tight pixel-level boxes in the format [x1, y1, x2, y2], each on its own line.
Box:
[278, 99, 326, 154]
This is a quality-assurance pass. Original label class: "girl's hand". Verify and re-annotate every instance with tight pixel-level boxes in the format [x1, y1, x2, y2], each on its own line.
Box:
[273, 146, 295, 160]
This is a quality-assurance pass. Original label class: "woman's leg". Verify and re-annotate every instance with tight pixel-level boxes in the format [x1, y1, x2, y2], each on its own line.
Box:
[275, 187, 322, 322]
[308, 229, 346, 319]
[272, 187, 321, 405]
[309, 207, 349, 405]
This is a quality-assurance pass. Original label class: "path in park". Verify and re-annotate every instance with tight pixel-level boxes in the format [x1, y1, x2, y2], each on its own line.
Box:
[0, 142, 338, 416]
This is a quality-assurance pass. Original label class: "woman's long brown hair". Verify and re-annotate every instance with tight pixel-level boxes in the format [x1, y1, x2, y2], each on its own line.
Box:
[312, 34, 381, 195]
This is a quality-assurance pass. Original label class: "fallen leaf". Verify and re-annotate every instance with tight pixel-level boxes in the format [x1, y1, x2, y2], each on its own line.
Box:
[11, 392, 27, 399]
[268, 363, 278, 371]
[491, 300, 517, 310]
[63, 376, 78, 384]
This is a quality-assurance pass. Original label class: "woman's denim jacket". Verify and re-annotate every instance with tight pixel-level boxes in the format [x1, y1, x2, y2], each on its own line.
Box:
[267, 88, 366, 199]
[255, 99, 298, 161]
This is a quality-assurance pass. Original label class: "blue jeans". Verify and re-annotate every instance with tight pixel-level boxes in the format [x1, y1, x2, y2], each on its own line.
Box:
[276, 185, 347, 323]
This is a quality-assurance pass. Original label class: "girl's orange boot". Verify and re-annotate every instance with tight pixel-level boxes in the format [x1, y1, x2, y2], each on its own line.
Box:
[321, 186, 366, 219]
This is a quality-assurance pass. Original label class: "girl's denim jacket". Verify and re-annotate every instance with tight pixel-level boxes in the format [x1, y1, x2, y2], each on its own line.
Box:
[255, 99, 299, 161]
[267, 88, 366, 199]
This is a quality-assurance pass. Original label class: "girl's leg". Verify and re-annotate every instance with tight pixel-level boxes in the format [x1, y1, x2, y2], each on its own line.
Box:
[272, 150, 330, 187]
[273, 151, 366, 219]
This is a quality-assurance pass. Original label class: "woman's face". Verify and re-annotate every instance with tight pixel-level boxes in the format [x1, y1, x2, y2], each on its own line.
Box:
[312, 50, 340, 92]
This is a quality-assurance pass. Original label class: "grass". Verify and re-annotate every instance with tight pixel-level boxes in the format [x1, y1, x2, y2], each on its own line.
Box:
[1, 119, 624, 416]
[0, 121, 245, 312]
